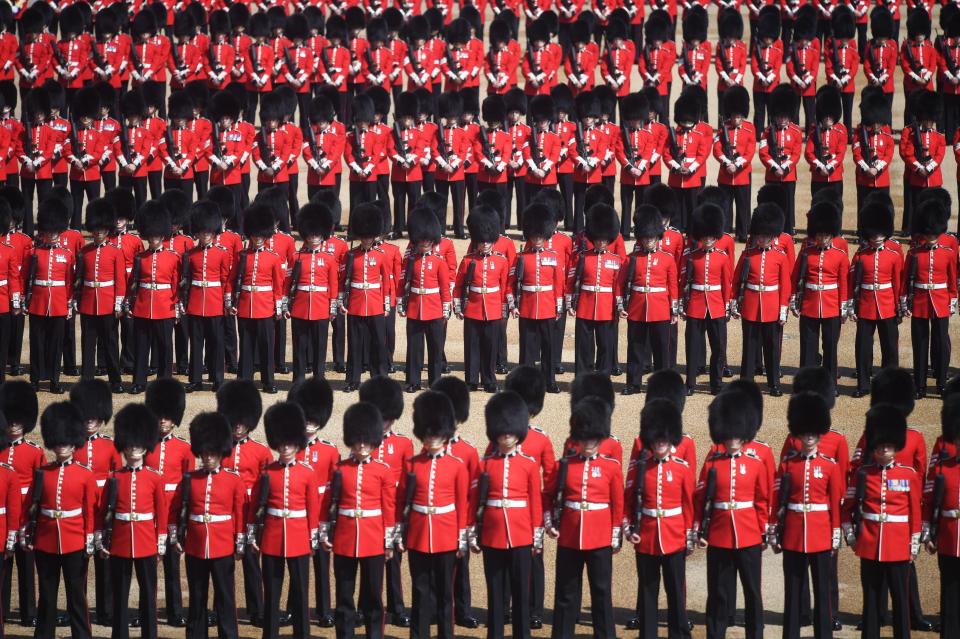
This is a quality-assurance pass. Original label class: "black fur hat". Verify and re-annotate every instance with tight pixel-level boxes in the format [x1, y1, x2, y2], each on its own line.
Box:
[521, 202, 555, 240]
[324, 15, 345, 41]
[343, 402, 384, 448]
[643, 183, 678, 222]
[870, 367, 916, 416]
[167, 90, 193, 121]
[25, 87, 50, 120]
[806, 201, 841, 237]
[160, 191, 191, 231]
[209, 9, 231, 35]
[173, 10, 196, 39]
[288, 378, 333, 429]
[749, 203, 784, 237]
[632, 204, 664, 239]
[445, 17, 470, 45]
[505, 87, 527, 115]
[865, 404, 907, 451]
[757, 5, 781, 39]
[0, 381, 38, 433]
[942, 395, 960, 444]
[815, 85, 843, 123]
[189, 201, 222, 235]
[570, 20, 590, 45]
[190, 412, 233, 457]
[529, 95, 555, 123]
[832, 5, 856, 39]
[95, 8, 117, 38]
[858, 202, 894, 239]
[383, 6, 403, 32]
[460, 5, 482, 34]
[284, 13, 308, 41]
[769, 84, 798, 119]
[185, 81, 207, 111]
[133, 201, 169, 239]
[914, 89, 942, 123]
[794, 5, 818, 40]
[481, 94, 506, 123]
[718, 8, 744, 39]
[131, 9, 157, 37]
[40, 402, 85, 450]
[19, 8, 43, 35]
[461, 90, 480, 116]
[71, 86, 100, 121]
[527, 17, 549, 43]
[228, 2, 249, 30]
[438, 91, 462, 120]
[570, 372, 615, 411]
[644, 10, 670, 41]
[689, 203, 725, 240]
[412, 391, 456, 442]
[721, 86, 750, 118]
[575, 91, 601, 119]
[673, 93, 699, 124]
[395, 91, 419, 120]
[682, 6, 708, 41]
[407, 208, 442, 243]
[708, 391, 754, 444]
[367, 86, 391, 117]
[102, 187, 135, 223]
[640, 398, 683, 447]
[725, 378, 763, 435]
[860, 86, 890, 126]
[264, 402, 307, 450]
[593, 85, 617, 117]
[431, 376, 471, 424]
[345, 5, 365, 32]
[209, 90, 241, 121]
[350, 94, 375, 124]
[870, 6, 895, 38]
[645, 369, 686, 412]
[240, 203, 274, 239]
[69, 379, 113, 423]
[756, 183, 788, 214]
[620, 92, 648, 122]
[84, 197, 116, 233]
[405, 14, 428, 42]
[216, 379, 263, 429]
[569, 396, 611, 442]
[550, 84, 574, 116]
[489, 18, 511, 45]
[911, 199, 948, 236]
[113, 403, 160, 453]
[585, 184, 614, 209]
[793, 366, 836, 408]
[787, 392, 831, 437]
[36, 198, 68, 234]
[296, 202, 333, 239]
[349, 202, 383, 239]
[467, 206, 500, 243]
[259, 91, 284, 123]
[585, 204, 620, 243]
[144, 378, 186, 425]
[485, 391, 529, 443]
[907, 7, 931, 38]
[504, 365, 546, 417]
[358, 376, 404, 422]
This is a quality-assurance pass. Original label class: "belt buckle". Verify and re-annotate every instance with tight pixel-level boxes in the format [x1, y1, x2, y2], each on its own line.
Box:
[130, 513, 139, 522]
[427, 506, 437, 515]
[656, 508, 665, 518]
[283, 509, 290, 518]
[200, 282, 209, 288]
[54, 511, 62, 519]
[727, 501, 737, 510]
[203, 514, 212, 523]
[803, 504, 812, 512]
[879, 513, 887, 522]
[579, 501, 589, 511]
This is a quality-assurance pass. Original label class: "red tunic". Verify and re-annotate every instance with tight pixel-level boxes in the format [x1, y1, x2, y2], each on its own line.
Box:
[624, 455, 694, 555]
[770, 451, 843, 553]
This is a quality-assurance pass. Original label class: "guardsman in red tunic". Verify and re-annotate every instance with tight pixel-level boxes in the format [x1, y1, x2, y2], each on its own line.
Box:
[662, 95, 708, 230]
[476, 97, 513, 228]
[434, 92, 472, 239]
[758, 86, 803, 234]
[677, 9, 710, 94]
[319, 402, 397, 639]
[714, 87, 756, 241]
[544, 398, 623, 639]
[522, 95, 563, 202]
[115, 91, 152, 210]
[0, 202, 20, 386]
[826, 9, 860, 137]
[694, 391, 770, 639]
[0, 424, 18, 636]
[344, 95, 381, 212]
[570, 93, 610, 232]
[388, 93, 425, 237]
[638, 13, 676, 125]
[159, 92, 196, 198]
[18, 90, 57, 232]
[624, 400, 694, 639]
[170, 412, 245, 639]
[98, 403, 165, 639]
[842, 407, 922, 639]
[852, 89, 895, 214]
[0, 195, 31, 380]
[27, 402, 97, 639]
[716, 10, 748, 99]
[731, 205, 791, 394]
[791, 202, 848, 383]
[804, 86, 847, 201]
[615, 94, 654, 238]
[66, 88, 106, 228]
[786, 8, 820, 128]
[247, 403, 320, 639]
[750, 8, 783, 132]
[394, 392, 469, 639]
[901, 9, 937, 95]
[900, 90, 945, 235]
[769, 393, 843, 639]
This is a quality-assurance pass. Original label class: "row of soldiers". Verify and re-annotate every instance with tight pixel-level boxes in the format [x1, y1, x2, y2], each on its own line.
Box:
[0, 362, 958, 639]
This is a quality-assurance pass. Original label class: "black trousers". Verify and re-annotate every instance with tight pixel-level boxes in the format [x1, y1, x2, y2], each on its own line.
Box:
[331, 312, 345, 368]
[574, 318, 614, 375]
[35, 550, 90, 639]
[626, 320, 670, 388]
[29, 315, 65, 384]
[132, 317, 174, 386]
[519, 317, 556, 385]
[572, 181, 593, 233]
[675, 186, 701, 232]
[620, 183, 642, 239]
[187, 315, 225, 385]
[558, 173, 575, 232]
[912, 315, 950, 392]
[80, 314, 121, 383]
[161, 547, 183, 619]
[465, 173, 479, 212]
[855, 317, 899, 392]
[119, 314, 134, 370]
[799, 316, 841, 381]
[334, 553, 385, 639]
[376, 175, 390, 222]
[241, 545, 264, 622]
[409, 550, 456, 639]
[224, 315, 238, 371]
[782, 549, 831, 639]
[194, 170, 209, 200]
[800, 95, 816, 131]
[185, 554, 238, 639]
[262, 554, 310, 639]
[685, 316, 726, 390]
[147, 170, 163, 200]
[349, 181, 377, 215]
[385, 307, 398, 368]
[940, 554, 960, 638]
[347, 314, 387, 384]
[110, 555, 157, 639]
[860, 558, 910, 639]
[753, 91, 770, 134]
[310, 549, 333, 621]
[856, 185, 889, 228]
[274, 317, 288, 371]
[19, 176, 51, 236]
[7, 312, 24, 372]
[768, 180, 797, 234]
[0, 313, 13, 384]
[720, 183, 752, 241]
[385, 547, 406, 617]
[945, 94, 960, 148]
[478, 182, 511, 232]
[482, 546, 531, 639]
[551, 546, 614, 639]
[70, 179, 100, 230]
[405, 317, 444, 387]
[1, 546, 34, 624]
[163, 177, 194, 203]
[391, 181, 421, 237]
[552, 313, 567, 372]
[92, 552, 112, 623]
[291, 317, 330, 384]
[741, 319, 781, 389]
[436, 180, 466, 238]
[507, 176, 526, 231]
[903, 183, 922, 236]
[454, 552, 472, 620]
[636, 551, 691, 639]
[238, 316, 275, 386]
[463, 318, 499, 387]
[705, 545, 763, 639]
[62, 313, 78, 371]
[101, 171, 116, 192]
[118, 175, 148, 211]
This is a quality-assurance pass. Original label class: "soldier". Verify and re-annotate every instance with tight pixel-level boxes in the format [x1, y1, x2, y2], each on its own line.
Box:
[792, 202, 849, 383]
[523, 95, 562, 205]
[302, 94, 346, 201]
[20, 88, 56, 235]
[902, 200, 957, 397]
[805, 86, 847, 200]
[569, 92, 608, 232]
[661, 93, 707, 231]
[713, 87, 755, 241]
[320, 401, 396, 639]
[695, 390, 770, 639]
[827, 8, 860, 138]
[678, 8, 709, 96]
[731, 204, 791, 395]
[0, 200, 18, 385]
[160, 91, 196, 198]
[624, 399, 695, 639]
[477, 95, 514, 229]
[388, 92, 425, 237]
[639, 12, 676, 126]
[769, 393, 843, 639]
[758, 85, 803, 234]
[504, 88, 530, 229]
[66, 87, 106, 228]
[900, 90, 945, 235]
[843, 406, 922, 639]
[853, 87, 895, 216]
[716, 9, 747, 110]
[206, 91, 248, 209]
[0, 188, 31, 378]
[98, 403, 164, 639]
[786, 7, 819, 128]
[615, 92, 653, 239]
[751, 7, 783, 133]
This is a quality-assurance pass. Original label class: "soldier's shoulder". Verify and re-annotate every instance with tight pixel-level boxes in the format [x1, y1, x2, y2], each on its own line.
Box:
[819, 454, 838, 464]
[529, 425, 546, 435]
[143, 466, 162, 477]
[223, 468, 241, 477]
[517, 451, 537, 464]
[599, 454, 621, 466]
[371, 458, 391, 470]
[24, 440, 42, 450]
[671, 456, 690, 467]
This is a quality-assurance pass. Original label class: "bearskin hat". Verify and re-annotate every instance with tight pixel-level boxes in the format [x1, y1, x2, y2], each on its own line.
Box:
[209, 9, 230, 35]
[673, 93, 699, 124]
[437, 91, 461, 120]
[532, 188, 564, 224]
[568, 20, 589, 46]
[602, 16, 626, 41]
[216, 379, 263, 430]
[806, 201, 841, 237]
[585, 204, 620, 243]
[645, 369, 686, 412]
[570, 372, 615, 411]
[526, 17, 549, 43]
[481, 391, 526, 443]
[907, 7, 931, 39]
[943, 395, 960, 444]
[794, 5, 817, 40]
[209, 90, 241, 121]
[504, 365, 546, 417]
[831, 5, 856, 39]
[475, 96, 505, 128]
[444, 17, 469, 45]
[113, 403, 160, 453]
[865, 404, 907, 451]
[574, 91, 600, 120]
[406, 207, 441, 244]
[620, 92, 648, 123]
[467, 206, 500, 243]
[642, 183, 679, 222]
[721, 85, 750, 119]
[593, 85, 617, 116]
[94, 8, 118, 39]
[529, 94, 555, 123]
[358, 376, 403, 422]
[323, 14, 345, 41]
[102, 188, 134, 224]
[19, 8, 43, 35]
[504, 87, 527, 115]
[205, 186, 236, 228]
[640, 398, 683, 448]
[131, 9, 156, 37]
[347, 94, 373, 125]
[343, 402, 384, 448]
[69, 379, 113, 423]
[173, 11, 196, 39]
[815, 85, 843, 123]
[769, 84, 798, 119]
[549, 84, 573, 117]
[141, 378, 186, 427]
[26, 87, 50, 119]
[0, 82, 15, 113]
[184, 82, 207, 112]
[718, 8, 743, 39]
[263, 402, 307, 450]
[870, 6, 895, 38]
[632, 204, 664, 239]
[287, 378, 333, 429]
[226, 2, 249, 30]
[84, 197, 115, 234]
[569, 396, 611, 442]
[379, 6, 402, 33]
[644, 10, 670, 41]
[860, 86, 890, 126]
[186, 201, 220, 236]
[487, 18, 511, 47]
[585, 185, 614, 211]
[913, 89, 942, 123]
[708, 390, 754, 444]
[424, 7, 443, 33]
[689, 203, 725, 240]
[46, 187, 72, 225]
[404, 14, 428, 42]
[387, 92, 415, 122]
[308, 94, 335, 124]
[911, 199, 947, 236]
[347, 202, 381, 239]
[281, 13, 306, 42]
[682, 6, 708, 41]
[40, 402, 85, 450]
[948, 8, 960, 38]
[189, 412, 233, 457]
[0, 381, 38, 433]
[71, 86, 100, 121]
[132, 200, 169, 239]
[293, 202, 331, 240]
[790, 366, 835, 407]
[412, 391, 456, 442]
[725, 378, 763, 434]
[870, 367, 916, 416]
[165, 90, 192, 122]
[858, 201, 894, 240]
[757, 5, 781, 39]
[749, 203, 784, 237]
[787, 392, 831, 438]
[258, 91, 284, 124]
[239, 203, 273, 239]
[36, 198, 68, 234]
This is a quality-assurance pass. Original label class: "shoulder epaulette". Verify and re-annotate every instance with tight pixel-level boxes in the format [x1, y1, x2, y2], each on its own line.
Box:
[76, 462, 92, 471]
[223, 468, 240, 476]
[599, 454, 621, 465]
[820, 454, 837, 463]
[751, 439, 770, 449]
[517, 452, 536, 463]
[529, 426, 545, 435]
[371, 458, 391, 468]
[25, 440, 41, 449]
[0, 462, 13, 472]
[144, 467, 161, 476]
[743, 450, 762, 461]
[298, 461, 313, 470]
[319, 438, 336, 447]
[448, 453, 464, 464]
[100, 434, 114, 441]
[672, 457, 690, 467]
[894, 463, 917, 472]
[828, 245, 846, 253]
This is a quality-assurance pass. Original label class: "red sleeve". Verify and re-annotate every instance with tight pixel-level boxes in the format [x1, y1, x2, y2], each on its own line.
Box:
[83, 473, 97, 537]
[232, 478, 245, 537]
[910, 468, 922, 535]
[455, 462, 468, 533]
[4, 471, 19, 539]
[609, 461, 624, 530]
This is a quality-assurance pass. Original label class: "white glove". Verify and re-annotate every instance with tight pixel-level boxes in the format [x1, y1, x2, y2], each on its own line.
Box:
[533, 526, 545, 550]
[832, 527, 841, 550]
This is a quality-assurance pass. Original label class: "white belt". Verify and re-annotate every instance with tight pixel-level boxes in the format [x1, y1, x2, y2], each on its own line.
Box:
[296, 284, 328, 292]
[805, 283, 838, 291]
[20, 487, 28, 495]
[580, 285, 612, 293]
[641, 506, 683, 518]
[140, 283, 171, 290]
[114, 512, 154, 522]
[861, 283, 892, 291]
[338, 508, 382, 518]
[191, 280, 221, 288]
[941, 510, 960, 518]
[786, 503, 829, 513]
[411, 503, 457, 515]
[915, 282, 948, 290]
[862, 512, 909, 523]
[350, 282, 381, 290]
[164, 483, 179, 492]
[564, 500, 610, 511]
[266, 508, 307, 518]
[469, 286, 500, 293]
[410, 287, 439, 294]
[713, 501, 755, 510]
[84, 280, 114, 288]
[691, 284, 721, 291]
[241, 285, 273, 292]
[746, 283, 778, 292]
[0, 508, 6, 515]
[486, 499, 527, 508]
[33, 280, 65, 287]
[189, 513, 233, 523]
[521, 284, 553, 292]
[40, 508, 82, 519]
[631, 285, 666, 293]
[96, 479, 106, 488]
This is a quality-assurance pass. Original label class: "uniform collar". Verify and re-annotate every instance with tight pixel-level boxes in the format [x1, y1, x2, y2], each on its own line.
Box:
[124, 464, 144, 472]
[426, 451, 445, 460]
[87, 433, 102, 441]
[53, 459, 74, 467]
[579, 452, 599, 461]
[496, 449, 518, 458]
[236, 436, 249, 445]
[350, 454, 372, 464]
[279, 459, 296, 467]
